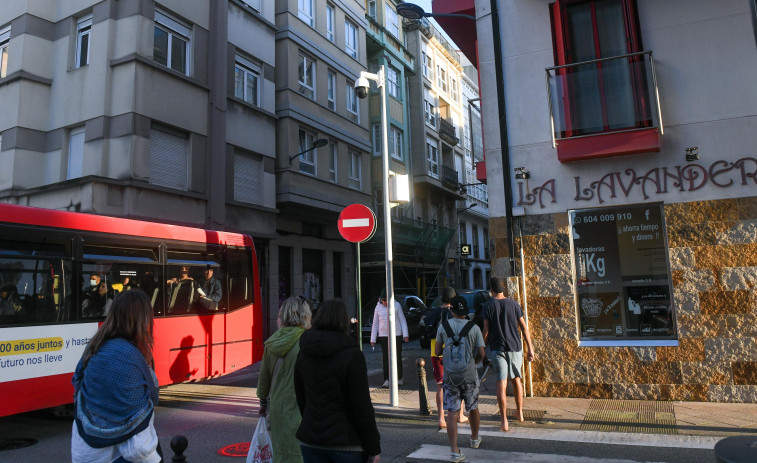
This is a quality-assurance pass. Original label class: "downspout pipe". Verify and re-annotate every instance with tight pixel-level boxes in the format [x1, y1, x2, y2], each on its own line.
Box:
[489, 0, 516, 276]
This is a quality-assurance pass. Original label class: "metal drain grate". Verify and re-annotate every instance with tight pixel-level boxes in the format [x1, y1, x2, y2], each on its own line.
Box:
[581, 399, 677, 434]
[370, 386, 417, 395]
[0, 438, 38, 452]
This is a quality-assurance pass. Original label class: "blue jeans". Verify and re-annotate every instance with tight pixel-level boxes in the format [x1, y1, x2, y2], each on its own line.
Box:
[301, 445, 365, 463]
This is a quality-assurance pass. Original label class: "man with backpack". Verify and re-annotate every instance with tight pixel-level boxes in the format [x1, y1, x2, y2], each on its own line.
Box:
[435, 295, 485, 462]
[481, 276, 535, 432]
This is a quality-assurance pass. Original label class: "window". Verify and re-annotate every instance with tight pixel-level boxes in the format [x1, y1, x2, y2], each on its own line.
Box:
[483, 228, 490, 259]
[0, 26, 9, 79]
[327, 70, 336, 110]
[385, 4, 399, 38]
[386, 66, 400, 99]
[298, 53, 315, 99]
[372, 124, 381, 156]
[299, 0, 314, 27]
[426, 138, 439, 178]
[348, 149, 361, 189]
[368, 0, 377, 18]
[450, 77, 458, 102]
[234, 56, 260, 106]
[75, 15, 91, 68]
[437, 65, 447, 93]
[421, 51, 432, 80]
[149, 126, 189, 190]
[550, 0, 648, 137]
[389, 126, 403, 160]
[460, 221, 467, 249]
[424, 88, 437, 128]
[154, 11, 191, 75]
[346, 79, 359, 122]
[328, 143, 337, 182]
[326, 4, 335, 42]
[67, 126, 85, 179]
[234, 152, 262, 204]
[298, 130, 316, 176]
[345, 21, 358, 59]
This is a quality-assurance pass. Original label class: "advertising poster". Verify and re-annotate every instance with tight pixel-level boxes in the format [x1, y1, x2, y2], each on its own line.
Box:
[570, 204, 675, 340]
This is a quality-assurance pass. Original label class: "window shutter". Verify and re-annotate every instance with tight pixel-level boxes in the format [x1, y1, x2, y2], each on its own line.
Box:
[149, 128, 188, 190]
[234, 154, 261, 204]
[67, 128, 85, 179]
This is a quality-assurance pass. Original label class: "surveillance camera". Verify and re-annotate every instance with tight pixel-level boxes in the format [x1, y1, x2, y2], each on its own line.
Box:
[354, 76, 370, 99]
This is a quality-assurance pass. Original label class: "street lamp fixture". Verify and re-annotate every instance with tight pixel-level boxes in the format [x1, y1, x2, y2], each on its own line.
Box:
[289, 138, 329, 166]
[396, 3, 476, 21]
[457, 203, 477, 214]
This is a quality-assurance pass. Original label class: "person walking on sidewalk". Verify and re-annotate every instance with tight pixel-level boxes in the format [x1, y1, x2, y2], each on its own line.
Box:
[257, 296, 312, 463]
[295, 299, 381, 463]
[436, 295, 485, 462]
[370, 288, 409, 387]
[481, 277, 535, 432]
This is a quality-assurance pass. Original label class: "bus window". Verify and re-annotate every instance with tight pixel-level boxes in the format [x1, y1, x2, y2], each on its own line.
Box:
[81, 244, 162, 319]
[166, 248, 225, 314]
[227, 248, 253, 312]
[0, 257, 71, 325]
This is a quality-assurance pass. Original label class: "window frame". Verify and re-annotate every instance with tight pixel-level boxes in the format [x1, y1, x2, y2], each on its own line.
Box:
[234, 55, 260, 106]
[67, 126, 86, 180]
[233, 151, 262, 204]
[386, 65, 400, 99]
[75, 15, 92, 69]
[421, 51, 433, 80]
[328, 142, 337, 182]
[368, 0, 377, 18]
[389, 126, 403, 161]
[298, 129, 317, 176]
[346, 79, 359, 122]
[0, 26, 10, 79]
[326, 4, 335, 42]
[348, 149, 361, 190]
[426, 137, 439, 178]
[327, 70, 337, 110]
[149, 125, 190, 191]
[345, 20, 358, 59]
[385, 4, 399, 38]
[372, 123, 381, 156]
[153, 10, 191, 75]
[437, 64, 447, 93]
[299, 0, 315, 27]
[298, 53, 316, 99]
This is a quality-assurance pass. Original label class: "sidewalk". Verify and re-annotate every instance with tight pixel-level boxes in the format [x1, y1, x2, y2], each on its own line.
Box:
[364, 342, 757, 439]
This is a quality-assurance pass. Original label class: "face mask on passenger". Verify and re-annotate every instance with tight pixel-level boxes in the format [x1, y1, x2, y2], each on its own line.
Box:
[90, 279, 98, 286]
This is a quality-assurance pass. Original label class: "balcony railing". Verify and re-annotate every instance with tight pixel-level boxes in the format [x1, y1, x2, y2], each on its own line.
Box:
[546, 51, 663, 147]
[441, 165, 458, 188]
[439, 118, 459, 146]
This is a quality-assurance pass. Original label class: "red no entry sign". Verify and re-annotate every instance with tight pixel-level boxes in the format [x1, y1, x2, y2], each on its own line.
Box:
[338, 204, 376, 243]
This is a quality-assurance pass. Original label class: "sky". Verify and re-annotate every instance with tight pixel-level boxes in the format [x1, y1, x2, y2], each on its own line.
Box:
[408, 0, 460, 50]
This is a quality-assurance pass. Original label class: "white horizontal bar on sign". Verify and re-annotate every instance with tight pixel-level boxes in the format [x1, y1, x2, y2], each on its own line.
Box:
[342, 218, 370, 228]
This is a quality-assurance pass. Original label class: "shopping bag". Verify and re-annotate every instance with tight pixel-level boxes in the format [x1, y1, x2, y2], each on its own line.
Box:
[246, 416, 274, 463]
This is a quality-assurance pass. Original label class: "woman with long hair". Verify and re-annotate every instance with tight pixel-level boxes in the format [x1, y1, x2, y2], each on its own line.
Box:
[256, 296, 312, 463]
[71, 289, 162, 463]
[295, 299, 381, 463]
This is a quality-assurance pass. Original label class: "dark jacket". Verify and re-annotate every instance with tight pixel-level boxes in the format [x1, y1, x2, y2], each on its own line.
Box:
[294, 329, 381, 457]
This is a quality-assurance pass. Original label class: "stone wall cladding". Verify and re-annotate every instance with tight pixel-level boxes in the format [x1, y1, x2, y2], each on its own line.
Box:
[514, 197, 757, 402]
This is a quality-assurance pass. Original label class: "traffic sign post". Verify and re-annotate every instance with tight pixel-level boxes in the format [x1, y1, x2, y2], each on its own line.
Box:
[338, 204, 377, 352]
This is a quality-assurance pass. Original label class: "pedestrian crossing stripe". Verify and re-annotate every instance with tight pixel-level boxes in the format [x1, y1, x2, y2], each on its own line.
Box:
[450, 426, 720, 449]
[407, 444, 671, 462]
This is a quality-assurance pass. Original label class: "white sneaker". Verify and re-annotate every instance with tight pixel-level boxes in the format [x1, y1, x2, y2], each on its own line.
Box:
[450, 450, 466, 462]
[382, 380, 389, 388]
[470, 436, 481, 449]
[398, 378, 404, 385]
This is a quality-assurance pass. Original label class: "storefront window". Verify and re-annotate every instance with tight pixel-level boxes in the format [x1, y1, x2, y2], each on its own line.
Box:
[569, 203, 676, 344]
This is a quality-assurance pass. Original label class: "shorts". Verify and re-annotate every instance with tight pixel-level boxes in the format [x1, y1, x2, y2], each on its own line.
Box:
[431, 356, 444, 384]
[491, 350, 523, 380]
[443, 380, 479, 413]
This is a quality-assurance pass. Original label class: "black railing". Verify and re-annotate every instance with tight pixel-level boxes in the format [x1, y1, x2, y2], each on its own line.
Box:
[439, 118, 459, 146]
[441, 165, 458, 188]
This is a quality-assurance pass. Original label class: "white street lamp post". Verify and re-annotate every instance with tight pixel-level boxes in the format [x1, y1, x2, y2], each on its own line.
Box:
[355, 66, 399, 406]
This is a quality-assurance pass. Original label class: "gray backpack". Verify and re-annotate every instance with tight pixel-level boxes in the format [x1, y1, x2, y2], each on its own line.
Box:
[441, 318, 476, 386]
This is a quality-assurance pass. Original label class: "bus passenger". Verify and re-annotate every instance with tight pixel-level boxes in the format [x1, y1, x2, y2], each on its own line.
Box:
[71, 289, 162, 463]
[0, 283, 24, 323]
[197, 265, 222, 310]
[82, 281, 114, 318]
[167, 266, 193, 285]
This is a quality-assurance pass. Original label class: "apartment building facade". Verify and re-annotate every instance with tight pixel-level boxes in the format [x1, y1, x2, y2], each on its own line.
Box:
[436, 0, 757, 402]
[272, 0, 371, 314]
[0, 0, 279, 329]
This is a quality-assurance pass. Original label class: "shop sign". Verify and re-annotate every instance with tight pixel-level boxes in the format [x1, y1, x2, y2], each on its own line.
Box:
[569, 203, 676, 340]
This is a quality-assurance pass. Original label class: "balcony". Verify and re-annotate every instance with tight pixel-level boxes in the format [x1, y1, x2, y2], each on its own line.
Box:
[439, 118, 459, 146]
[441, 165, 459, 189]
[546, 51, 663, 163]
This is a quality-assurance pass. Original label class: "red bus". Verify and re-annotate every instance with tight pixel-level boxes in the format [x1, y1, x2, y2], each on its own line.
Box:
[0, 204, 263, 417]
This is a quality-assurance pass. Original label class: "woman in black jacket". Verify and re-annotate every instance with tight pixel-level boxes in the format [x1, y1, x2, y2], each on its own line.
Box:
[294, 299, 381, 463]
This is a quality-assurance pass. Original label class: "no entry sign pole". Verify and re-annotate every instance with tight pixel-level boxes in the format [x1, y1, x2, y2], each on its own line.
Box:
[337, 204, 377, 352]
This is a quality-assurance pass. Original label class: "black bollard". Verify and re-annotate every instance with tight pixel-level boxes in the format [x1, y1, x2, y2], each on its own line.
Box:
[170, 434, 188, 462]
[416, 358, 431, 416]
